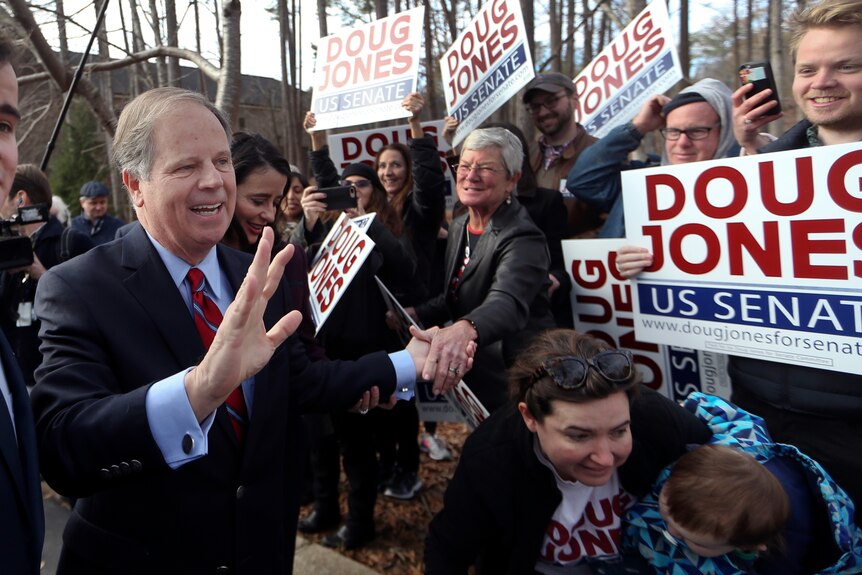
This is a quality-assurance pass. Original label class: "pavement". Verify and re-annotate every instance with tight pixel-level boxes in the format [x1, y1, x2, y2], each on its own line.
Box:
[41, 496, 378, 575]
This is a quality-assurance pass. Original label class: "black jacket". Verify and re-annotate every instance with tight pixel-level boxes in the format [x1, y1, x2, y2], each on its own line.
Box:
[0, 217, 93, 385]
[416, 198, 555, 411]
[732, 118, 862, 417]
[424, 389, 711, 575]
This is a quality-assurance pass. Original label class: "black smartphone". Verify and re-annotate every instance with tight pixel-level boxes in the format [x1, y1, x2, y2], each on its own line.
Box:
[318, 185, 357, 211]
[738, 61, 782, 115]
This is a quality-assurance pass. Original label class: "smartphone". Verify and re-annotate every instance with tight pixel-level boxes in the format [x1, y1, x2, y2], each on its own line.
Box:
[738, 61, 782, 115]
[318, 185, 357, 211]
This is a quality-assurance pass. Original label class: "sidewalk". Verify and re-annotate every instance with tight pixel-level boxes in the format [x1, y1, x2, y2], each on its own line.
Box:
[42, 496, 378, 575]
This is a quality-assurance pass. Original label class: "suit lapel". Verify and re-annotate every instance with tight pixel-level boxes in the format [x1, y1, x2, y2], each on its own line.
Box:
[0, 332, 42, 538]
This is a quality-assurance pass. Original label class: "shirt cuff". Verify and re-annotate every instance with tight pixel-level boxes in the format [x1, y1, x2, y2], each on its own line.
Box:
[389, 350, 417, 400]
[145, 369, 214, 469]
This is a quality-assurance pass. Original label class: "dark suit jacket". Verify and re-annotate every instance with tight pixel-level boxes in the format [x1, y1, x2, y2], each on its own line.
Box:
[0, 329, 44, 575]
[31, 224, 397, 574]
[416, 198, 554, 411]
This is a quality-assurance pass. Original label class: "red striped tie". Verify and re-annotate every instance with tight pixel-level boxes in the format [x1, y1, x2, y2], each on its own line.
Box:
[187, 268, 247, 445]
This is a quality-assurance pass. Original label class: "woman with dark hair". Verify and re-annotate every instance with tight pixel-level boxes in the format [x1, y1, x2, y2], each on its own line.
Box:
[223, 131, 292, 254]
[424, 329, 711, 574]
[278, 171, 308, 243]
[293, 111, 418, 550]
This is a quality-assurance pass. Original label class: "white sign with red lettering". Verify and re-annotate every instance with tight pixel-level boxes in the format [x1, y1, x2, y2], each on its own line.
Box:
[441, 0, 534, 147]
[310, 7, 424, 131]
[326, 119, 455, 200]
[564, 239, 731, 401]
[574, 0, 682, 138]
[622, 143, 862, 374]
[308, 213, 377, 333]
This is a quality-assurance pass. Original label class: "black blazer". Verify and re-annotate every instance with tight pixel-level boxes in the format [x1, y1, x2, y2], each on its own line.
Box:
[416, 198, 554, 411]
[31, 224, 397, 574]
[0, 329, 44, 575]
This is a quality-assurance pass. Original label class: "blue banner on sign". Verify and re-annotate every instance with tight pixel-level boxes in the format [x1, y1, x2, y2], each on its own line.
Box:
[584, 51, 674, 133]
[637, 282, 862, 338]
[313, 78, 415, 114]
[452, 43, 528, 120]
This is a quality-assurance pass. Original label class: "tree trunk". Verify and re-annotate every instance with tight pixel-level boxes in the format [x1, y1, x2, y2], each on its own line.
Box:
[521, 0, 535, 69]
[679, 0, 690, 80]
[56, 0, 69, 65]
[147, 0, 167, 86]
[215, 0, 242, 121]
[549, 0, 561, 71]
[768, 0, 785, 129]
[424, 0, 439, 118]
[165, 0, 182, 87]
[317, 0, 329, 38]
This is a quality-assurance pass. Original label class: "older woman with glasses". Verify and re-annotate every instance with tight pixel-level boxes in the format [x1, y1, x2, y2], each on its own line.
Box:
[424, 329, 711, 574]
[405, 127, 555, 413]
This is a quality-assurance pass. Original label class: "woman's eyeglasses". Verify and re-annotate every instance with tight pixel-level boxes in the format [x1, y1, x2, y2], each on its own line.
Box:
[659, 125, 719, 141]
[341, 179, 372, 188]
[530, 350, 634, 389]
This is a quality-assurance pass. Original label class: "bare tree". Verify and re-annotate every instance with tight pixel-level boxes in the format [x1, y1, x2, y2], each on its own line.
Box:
[146, 0, 167, 85]
[164, 0, 182, 86]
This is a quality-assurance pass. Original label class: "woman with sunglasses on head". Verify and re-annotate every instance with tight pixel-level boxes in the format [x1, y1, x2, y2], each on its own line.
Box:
[291, 112, 418, 550]
[424, 329, 711, 574]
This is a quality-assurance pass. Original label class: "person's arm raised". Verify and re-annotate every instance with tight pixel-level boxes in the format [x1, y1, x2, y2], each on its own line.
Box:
[183, 228, 302, 422]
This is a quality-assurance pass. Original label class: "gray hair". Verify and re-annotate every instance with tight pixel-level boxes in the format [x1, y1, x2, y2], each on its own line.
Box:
[112, 87, 231, 180]
[461, 127, 523, 178]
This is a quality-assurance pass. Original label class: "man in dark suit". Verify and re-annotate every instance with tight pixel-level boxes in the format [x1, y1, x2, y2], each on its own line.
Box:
[0, 33, 45, 575]
[30, 87, 456, 574]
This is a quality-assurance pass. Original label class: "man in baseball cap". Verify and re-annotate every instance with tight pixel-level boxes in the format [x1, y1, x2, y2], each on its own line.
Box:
[522, 73, 601, 239]
[71, 180, 126, 245]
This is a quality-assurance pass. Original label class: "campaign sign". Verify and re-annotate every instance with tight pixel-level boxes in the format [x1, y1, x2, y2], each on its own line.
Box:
[441, 0, 534, 147]
[310, 7, 424, 131]
[564, 239, 731, 401]
[308, 213, 377, 334]
[372, 276, 489, 428]
[622, 143, 862, 374]
[574, 0, 682, 138]
[327, 120, 455, 201]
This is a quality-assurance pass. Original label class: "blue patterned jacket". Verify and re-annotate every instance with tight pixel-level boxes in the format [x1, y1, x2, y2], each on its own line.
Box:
[624, 392, 862, 574]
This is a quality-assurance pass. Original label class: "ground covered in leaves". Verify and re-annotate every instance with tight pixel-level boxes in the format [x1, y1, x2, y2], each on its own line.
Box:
[298, 421, 470, 574]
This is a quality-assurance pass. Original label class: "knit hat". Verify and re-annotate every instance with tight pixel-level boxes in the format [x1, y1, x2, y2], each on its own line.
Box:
[661, 92, 708, 116]
[79, 181, 109, 198]
[522, 73, 575, 103]
[341, 163, 383, 191]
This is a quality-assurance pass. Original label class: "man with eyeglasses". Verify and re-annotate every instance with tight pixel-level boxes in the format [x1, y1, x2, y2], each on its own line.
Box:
[566, 78, 741, 238]
[521, 73, 603, 238]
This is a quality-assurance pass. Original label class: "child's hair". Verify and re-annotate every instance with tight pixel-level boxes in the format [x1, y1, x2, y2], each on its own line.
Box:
[662, 444, 789, 551]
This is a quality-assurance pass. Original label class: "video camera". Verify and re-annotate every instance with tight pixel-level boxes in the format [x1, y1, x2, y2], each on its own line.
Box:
[0, 203, 50, 271]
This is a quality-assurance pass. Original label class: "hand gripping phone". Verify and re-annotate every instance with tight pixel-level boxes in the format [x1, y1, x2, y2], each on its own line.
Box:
[738, 61, 782, 115]
[319, 185, 357, 211]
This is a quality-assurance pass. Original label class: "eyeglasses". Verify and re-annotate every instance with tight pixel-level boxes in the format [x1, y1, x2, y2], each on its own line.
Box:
[525, 93, 568, 114]
[530, 350, 633, 389]
[659, 124, 719, 141]
[341, 179, 371, 189]
[455, 163, 503, 177]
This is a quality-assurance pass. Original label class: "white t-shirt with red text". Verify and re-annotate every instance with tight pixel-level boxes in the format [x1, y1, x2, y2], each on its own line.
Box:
[533, 440, 634, 574]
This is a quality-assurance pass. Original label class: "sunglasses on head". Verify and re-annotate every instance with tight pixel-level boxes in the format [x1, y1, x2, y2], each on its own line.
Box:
[341, 179, 372, 189]
[530, 350, 634, 389]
